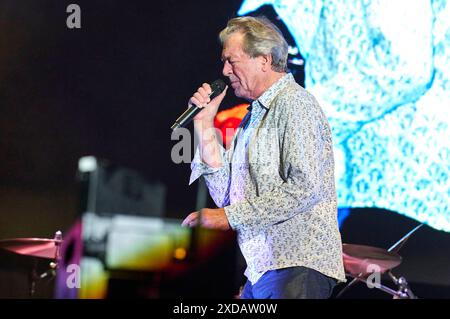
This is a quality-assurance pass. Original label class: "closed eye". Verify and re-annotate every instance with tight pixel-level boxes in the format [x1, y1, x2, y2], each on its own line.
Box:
[221, 57, 237, 65]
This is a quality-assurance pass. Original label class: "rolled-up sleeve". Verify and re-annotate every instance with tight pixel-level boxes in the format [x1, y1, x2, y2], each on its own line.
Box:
[189, 144, 232, 208]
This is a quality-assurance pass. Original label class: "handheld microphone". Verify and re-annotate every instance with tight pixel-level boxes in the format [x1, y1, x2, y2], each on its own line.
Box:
[171, 79, 226, 131]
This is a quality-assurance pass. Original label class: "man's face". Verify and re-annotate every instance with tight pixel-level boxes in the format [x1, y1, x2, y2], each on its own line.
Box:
[221, 32, 265, 100]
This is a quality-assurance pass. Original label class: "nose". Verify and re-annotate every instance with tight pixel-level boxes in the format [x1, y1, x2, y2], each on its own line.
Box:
[222, 60, 232, 77]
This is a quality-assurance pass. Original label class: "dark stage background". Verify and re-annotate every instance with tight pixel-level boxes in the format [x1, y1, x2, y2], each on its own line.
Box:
[0, 0, 249, 298]
[1, 0, 246, 226]
[1, 0, 449, 299]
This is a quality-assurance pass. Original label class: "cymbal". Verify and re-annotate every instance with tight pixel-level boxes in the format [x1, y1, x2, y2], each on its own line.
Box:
[0, 238, 62, 259]
[342, 244, 402, 277]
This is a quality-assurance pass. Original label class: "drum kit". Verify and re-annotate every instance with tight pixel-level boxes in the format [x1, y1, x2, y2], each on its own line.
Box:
[337, 223, 423, 299]
[0, 225, 423, 299]
[339, 244, 414, 298]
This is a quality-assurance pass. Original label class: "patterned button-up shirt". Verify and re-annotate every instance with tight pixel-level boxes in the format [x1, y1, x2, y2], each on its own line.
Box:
[190, 73, 346, 284]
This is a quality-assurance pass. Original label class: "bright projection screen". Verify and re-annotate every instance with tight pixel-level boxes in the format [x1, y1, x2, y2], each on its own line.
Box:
[238, 0, 450, 232]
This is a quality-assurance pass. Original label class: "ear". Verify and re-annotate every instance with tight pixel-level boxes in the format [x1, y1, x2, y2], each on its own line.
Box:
[260, 54, 272, 72]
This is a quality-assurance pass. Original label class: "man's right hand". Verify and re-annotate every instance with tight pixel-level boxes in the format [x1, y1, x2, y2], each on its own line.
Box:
[190, 82, 228, 123]
[189, 82, 228, 168]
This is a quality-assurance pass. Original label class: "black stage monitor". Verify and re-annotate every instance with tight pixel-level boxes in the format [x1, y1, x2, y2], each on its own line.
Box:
[77, 156, 166, 218]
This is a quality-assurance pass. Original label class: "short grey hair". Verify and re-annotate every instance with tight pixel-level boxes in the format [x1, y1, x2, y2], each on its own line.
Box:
[219, 16, 289, 72]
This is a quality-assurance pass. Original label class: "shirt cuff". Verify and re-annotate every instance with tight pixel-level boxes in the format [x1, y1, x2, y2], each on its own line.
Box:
[223, 204, 241, 231]
[189, 148, 223, 185]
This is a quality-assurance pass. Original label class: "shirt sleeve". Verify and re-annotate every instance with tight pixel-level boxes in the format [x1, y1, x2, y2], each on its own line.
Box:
[189, 143, 232, 208]
[224, 92, 332, 232]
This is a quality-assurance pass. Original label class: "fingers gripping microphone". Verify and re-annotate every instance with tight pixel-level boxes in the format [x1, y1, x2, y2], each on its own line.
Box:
[171, 79, 226, 131]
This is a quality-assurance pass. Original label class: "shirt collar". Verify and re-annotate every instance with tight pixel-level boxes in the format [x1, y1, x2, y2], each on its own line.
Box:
[256, 73, 294, 110]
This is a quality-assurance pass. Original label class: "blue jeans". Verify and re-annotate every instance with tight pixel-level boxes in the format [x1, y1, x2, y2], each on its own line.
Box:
[240, 266, 337, 299]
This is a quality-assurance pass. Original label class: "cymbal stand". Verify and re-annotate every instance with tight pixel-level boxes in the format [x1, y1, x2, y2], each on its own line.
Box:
[388, 271, 417, 299]
[28, 231, 62, 298]
[29, 259, 38, 298]
[349, 275, 400, 298]
[346, 272, 417, 299]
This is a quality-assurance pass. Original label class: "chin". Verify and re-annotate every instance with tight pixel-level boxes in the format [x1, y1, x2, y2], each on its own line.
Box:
[232, 87, 251, 100]
[233, 88, 242, 98]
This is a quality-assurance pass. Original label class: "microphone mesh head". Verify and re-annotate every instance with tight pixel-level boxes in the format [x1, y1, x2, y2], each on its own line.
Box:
[210, 79, 226, 99]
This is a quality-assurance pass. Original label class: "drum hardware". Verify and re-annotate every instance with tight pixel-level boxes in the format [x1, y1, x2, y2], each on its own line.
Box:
[338, 224, 423, 299]
[0, 231, 63, 297]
